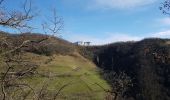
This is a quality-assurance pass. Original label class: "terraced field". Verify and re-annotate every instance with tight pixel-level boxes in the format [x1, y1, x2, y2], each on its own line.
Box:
[21, 52, 111, 100]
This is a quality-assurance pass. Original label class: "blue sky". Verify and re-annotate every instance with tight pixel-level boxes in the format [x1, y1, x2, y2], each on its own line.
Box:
[2, 0, 170, 45]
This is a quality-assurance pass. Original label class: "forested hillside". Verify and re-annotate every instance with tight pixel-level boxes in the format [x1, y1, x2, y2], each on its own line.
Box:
[80, 38, 170, 100]
[1, 32, 170, 100]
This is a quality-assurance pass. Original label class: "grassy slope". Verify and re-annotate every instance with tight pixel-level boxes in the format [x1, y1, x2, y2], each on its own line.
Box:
[23, 52, 111, 100]
[0, 33, 111, 99]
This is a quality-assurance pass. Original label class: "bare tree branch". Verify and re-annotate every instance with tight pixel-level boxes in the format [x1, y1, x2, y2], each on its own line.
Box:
[0, 0, 35, 30]
[42, 8, 63, 37]
[53, 82, 70, 100]
[160, 0, 170, 15]
[0, 1, 65, 100]
[0, 0, 4, 5]
[1, 61, 13, 100]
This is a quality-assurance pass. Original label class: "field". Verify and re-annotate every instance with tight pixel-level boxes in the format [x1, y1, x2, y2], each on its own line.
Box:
[19, 52, 111, 100]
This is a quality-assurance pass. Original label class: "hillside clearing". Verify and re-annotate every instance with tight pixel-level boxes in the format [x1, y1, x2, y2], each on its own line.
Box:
[20, 52, 111, 100]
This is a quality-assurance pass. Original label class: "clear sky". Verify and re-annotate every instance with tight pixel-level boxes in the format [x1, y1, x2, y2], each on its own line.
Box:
[2, 0, 170, 45]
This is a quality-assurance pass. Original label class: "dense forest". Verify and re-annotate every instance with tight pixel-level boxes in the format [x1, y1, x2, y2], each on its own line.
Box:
[80, 38, 170, 100]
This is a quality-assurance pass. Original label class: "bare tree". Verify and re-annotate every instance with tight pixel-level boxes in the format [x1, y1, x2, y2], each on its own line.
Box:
[160, 0, 170, 15]
[42, 8, 63, 37]
[0, 0, 36, 99]
[0, 0, 35, 30]
[0, 0, 65, 100]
